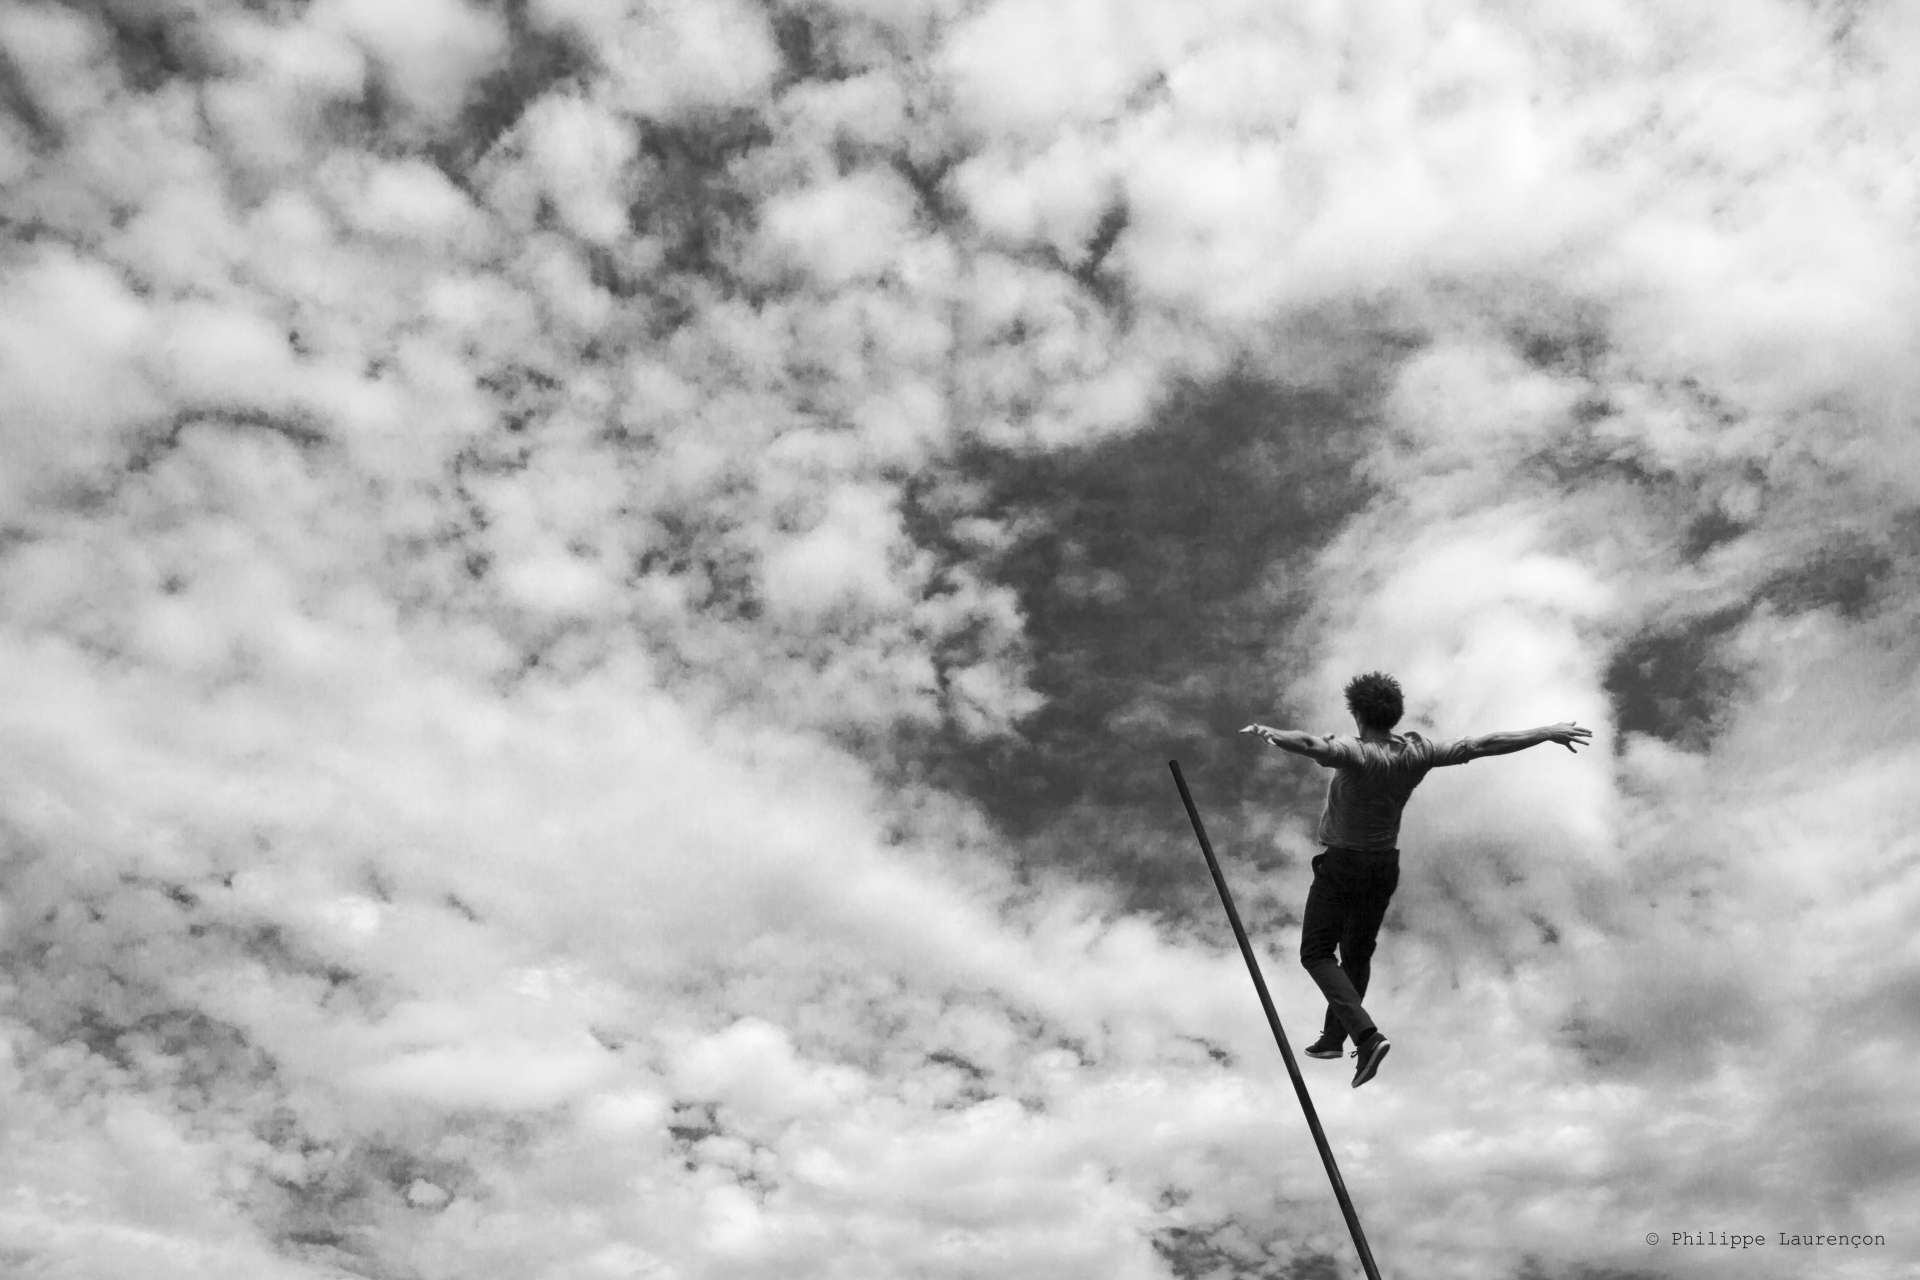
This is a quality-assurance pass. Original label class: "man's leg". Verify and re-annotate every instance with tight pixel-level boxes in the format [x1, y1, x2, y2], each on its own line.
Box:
[1300, 855, 1377, 1047]
[1301, 854, 1350, 1056]
[1338, 855, 1399, 1087]
[1317, 937, 1351, 1049]
[1338, 855, 1400, 1009]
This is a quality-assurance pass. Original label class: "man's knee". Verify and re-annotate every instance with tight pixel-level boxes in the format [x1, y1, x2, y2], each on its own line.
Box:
[1299, 944, 1336, 972]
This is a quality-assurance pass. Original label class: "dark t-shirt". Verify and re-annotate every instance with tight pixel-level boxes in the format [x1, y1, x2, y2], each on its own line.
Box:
[1314, 731, 1474, 851]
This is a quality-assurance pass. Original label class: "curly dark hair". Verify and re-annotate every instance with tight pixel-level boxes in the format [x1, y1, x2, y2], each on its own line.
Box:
[1344, 671, 1404, 732]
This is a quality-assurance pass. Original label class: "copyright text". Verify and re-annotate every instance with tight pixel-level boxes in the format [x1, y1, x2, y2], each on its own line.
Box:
[1646, 1230, 1886, 1249]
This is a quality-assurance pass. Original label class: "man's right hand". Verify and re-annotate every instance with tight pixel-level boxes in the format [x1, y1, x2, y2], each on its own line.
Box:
[1544, 722, 1594, 753]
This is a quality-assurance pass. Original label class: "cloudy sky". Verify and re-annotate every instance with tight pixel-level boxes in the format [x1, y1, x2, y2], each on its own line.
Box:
[2, 0, 1917, 1277]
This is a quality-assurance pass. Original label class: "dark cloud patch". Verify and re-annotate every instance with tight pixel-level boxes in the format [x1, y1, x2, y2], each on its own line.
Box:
[897, 367, 1386, 918]
[772, 8, 828, 84]
[1524, 402, 1671, 492]
[1760, 534, 1898, 619]
[1527, 376, 1744, 495]
[1153, 1221, 1343, 1280]
[1679, 467, 1766, 561]
[0, 43, 60, 150]
[79, 0, 225, 93]
[320, 56, 408, 152]
[1613, 512, 1916, 748]
[771, 5, 878, 87]
[437, 3, 594, 177]
[773, 1, 929, 86]
[1811, 0, 1872, 50]
[1604, 606, 1749, 751]
[128, 410, 332, 482]
[1075, 194, 1129, 284]
[1512, 1258, 1668, 1280]
[636, 113, 773, 279]
[256, 1124, 491, 1272]
[1510, 306, 1611, 381]
[1558, 1009, 1639, 1074]
[1678, 504, 1749, 560]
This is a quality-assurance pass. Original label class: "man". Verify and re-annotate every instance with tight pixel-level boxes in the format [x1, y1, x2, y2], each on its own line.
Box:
[1241, 672, 1592, 1088]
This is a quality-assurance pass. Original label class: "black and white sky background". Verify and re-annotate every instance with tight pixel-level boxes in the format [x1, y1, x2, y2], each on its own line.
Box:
[1, 1, 1917, 1277]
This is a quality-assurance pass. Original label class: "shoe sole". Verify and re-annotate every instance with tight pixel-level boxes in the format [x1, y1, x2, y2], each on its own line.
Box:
[1351, 1039, 1390, 1088]
[1304, 1048, 1344, 1059]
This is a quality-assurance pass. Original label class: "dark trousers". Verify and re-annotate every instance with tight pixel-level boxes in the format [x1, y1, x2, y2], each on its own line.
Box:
[1299, 847, 1400, 1046]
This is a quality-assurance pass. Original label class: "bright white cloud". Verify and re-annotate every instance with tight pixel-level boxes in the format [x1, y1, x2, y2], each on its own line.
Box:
[532, 0, 782, 119]
[0, 2, 115, 127]
[311, 0, 508, 125]
[0, 246, 160, 511]
[482, 89, 637, 245]
[939, 0, 1198, 141]
[755, 169, 920, 289]
[760, 483, 914, 621]
[333, 155, 489, 249]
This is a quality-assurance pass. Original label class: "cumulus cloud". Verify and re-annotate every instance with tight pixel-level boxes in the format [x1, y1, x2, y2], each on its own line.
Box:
[531, 0, 781, 120]
[479, 88, 637, 245]
[311, 0, 507, 125]
[0, 245, 161, 509]
[3, 1, 1919, 1278]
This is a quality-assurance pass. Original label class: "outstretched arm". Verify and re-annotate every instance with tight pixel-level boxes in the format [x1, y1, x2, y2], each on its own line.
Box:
[1239, 723, 1343, 764]
[1461, 722, 1592, 759]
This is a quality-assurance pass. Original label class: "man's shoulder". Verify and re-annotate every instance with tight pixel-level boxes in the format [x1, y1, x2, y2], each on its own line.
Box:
[1385, 732, 1433, 761]
[1315, 733, 1365, 766]
[1397, 730, 1473, 765]
[1326, 734, 1406, 767]
[1323, 732, 1462, 768]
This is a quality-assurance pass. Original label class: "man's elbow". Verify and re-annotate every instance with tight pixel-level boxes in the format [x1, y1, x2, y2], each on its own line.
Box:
[1274, 733, 1335, 764]
[1296, 736, 1340, 764]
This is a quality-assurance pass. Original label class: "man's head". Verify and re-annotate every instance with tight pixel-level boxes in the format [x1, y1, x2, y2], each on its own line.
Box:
[1344, 671, 1403, 733]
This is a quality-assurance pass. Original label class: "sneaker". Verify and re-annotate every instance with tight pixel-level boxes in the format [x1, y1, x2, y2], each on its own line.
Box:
[1350, 1033, 1390, 1088]
[1304, 1032, 1345, 1059]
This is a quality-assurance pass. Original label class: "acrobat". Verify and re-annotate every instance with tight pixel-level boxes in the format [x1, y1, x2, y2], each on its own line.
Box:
[1241, 672, 1592, 1087]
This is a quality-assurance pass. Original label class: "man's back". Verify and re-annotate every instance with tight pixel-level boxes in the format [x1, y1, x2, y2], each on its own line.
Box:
[1314, 732, 1474, 851]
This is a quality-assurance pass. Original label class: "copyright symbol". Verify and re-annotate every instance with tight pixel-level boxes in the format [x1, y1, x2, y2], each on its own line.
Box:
[1645, 1233, 1659, 1246]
